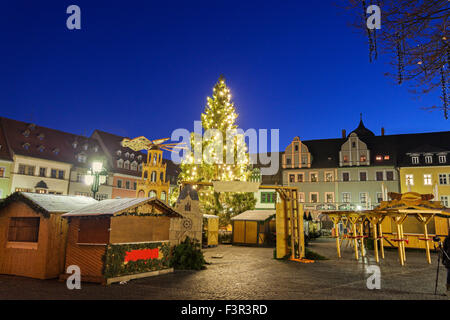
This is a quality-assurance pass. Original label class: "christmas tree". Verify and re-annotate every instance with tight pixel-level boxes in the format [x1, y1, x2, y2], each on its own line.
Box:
[178, 75, 256, 226]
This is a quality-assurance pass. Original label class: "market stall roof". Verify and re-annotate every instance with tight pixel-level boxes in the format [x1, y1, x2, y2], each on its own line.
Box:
[231, 210, 276, 222]
[203, 214, 219, 219]
[0, 192, 98, 216]
[63, 197, 181, 217]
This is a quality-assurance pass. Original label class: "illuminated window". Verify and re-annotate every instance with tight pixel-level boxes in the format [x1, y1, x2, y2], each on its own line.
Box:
[325, 192, 334, 203]
[325, 172, 333, 182]
[342, 193, 351, 203]
[297, 173, 304, 182]
[439, 155, 447, 163]
[424, 174, 432, 185]
[0, 167, 4, 178]
[360, 192, 368, 204]
[343, 155, 349, 163]
[384, 155, 390, 160]
[406, 174, 414, 186]
[425, 155, 433, 164]
[411, 156, 419, 164]
[375, 155, 382, 161]
[289, 174, 295, 183]
[360, 155, 367, 162]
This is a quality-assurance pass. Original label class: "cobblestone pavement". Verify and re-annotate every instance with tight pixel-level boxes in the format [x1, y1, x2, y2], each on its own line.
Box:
[0, 238, 449, 300]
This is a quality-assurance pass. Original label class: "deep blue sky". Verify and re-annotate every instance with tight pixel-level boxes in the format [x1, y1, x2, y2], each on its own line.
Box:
[1, 1, 447, 152]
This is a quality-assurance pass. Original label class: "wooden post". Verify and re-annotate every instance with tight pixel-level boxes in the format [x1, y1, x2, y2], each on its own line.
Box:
[359, 220, 366, 257]
[288, 192, 295, 260]
[424, 223, 431, 264]
[352, 220, 359, 261]
[395, 222, 404, 266]
[372, 220, 379, 263]
[331, 216, 341, 258]
[298, 203, 305, 259]
[379, 221, 385, 259]
[399, 222, 406, 263]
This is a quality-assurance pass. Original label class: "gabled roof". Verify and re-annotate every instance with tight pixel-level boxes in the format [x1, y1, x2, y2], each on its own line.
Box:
[63, 197, 182, 217]
[0, 117, 106, 168]
[0, 192, 98, 216]
[231, 210, 276, 222]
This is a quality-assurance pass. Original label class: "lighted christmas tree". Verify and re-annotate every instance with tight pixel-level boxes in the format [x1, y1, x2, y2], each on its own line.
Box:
[177, 75, 256, 226]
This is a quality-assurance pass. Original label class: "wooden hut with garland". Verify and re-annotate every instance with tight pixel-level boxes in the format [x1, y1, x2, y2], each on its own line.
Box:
[0, 192, 97, 279]
[60, 197, 182, 285]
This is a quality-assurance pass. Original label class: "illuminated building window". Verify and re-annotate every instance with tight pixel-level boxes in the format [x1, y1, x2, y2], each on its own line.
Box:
[406, 174, 414, 186]
[424, 174, 432, 186]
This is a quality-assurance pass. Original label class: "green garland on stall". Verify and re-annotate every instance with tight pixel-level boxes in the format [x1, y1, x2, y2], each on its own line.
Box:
[102, 242, 171, 278]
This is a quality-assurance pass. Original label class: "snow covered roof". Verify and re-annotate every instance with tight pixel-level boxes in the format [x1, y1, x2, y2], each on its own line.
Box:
[231, 210, 276, 222]
[0, 192, 98, 215]
[63, 197, 181, 217]
[203, 214, 219, 219]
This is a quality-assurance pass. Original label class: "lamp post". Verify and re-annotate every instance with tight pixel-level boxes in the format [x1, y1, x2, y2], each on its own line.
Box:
[84, 161, 108, 199]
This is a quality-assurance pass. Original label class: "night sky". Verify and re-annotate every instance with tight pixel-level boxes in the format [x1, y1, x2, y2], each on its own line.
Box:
[1, 1, 448, 152]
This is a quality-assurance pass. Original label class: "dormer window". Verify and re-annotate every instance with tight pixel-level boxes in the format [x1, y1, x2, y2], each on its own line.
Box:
[23, 143, 30, 150]
[28, 123, 36, 130]
[130, 154, 135, 159]
[384, 155, 390, 160]
[37, 145, 45, 152]
[37, 133, 45, 140]
[77, 154, 87, 163]
[131, 161, 138, 171]
[117, 150, 122, 156]
[137, 155, 142, 161]
[83, 144, 88, 151]
[53, 148, 60, 155]
[23, 130, 30, 137]
[124, 160, 130, 170]
[138, 163, 143, 172]
[412, 156, 419, 164]
[72, 141, 78, 149]
[125, 152, 129, 158]
[93, 146, 98, 152]
[439, 155, 447, 163]
[375, 155, 382, 161]
[425, 155, 433, 164]
[117, 159, 124, 168]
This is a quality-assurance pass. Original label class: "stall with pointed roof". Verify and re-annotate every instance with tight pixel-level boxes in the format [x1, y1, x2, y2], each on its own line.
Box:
[0, 192, 98, 279]
[61, 197, 182, 284]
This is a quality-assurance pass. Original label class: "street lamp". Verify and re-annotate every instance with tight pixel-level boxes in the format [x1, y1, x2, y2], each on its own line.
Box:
[84, 160, 108, 199]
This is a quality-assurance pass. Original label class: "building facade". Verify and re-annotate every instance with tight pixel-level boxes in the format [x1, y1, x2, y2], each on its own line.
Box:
[0, 118, 13, 198]
[282, 119, 401, 219]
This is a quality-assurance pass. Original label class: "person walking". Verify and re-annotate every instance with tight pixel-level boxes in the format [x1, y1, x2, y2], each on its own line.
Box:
[443, 231, 450, 294]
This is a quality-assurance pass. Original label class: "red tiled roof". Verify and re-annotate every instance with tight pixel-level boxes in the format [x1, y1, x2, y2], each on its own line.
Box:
[0, 117, 106, 167]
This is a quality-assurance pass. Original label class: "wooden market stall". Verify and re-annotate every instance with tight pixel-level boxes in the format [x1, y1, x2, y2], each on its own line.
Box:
[231, 210, 276, 246]
[0, 192, 97, 279]
[203, 214, 219, 247]
[181, 181, 305, 261]
[60, 197, 182, 285]
[326, 192, 450, 266]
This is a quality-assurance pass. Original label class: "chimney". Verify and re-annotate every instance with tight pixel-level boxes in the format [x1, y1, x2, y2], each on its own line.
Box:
[381, 127, 385, 136]
[342, 129, 346, 138]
